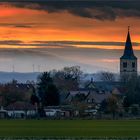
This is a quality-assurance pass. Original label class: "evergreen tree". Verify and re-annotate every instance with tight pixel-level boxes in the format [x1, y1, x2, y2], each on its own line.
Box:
[37, 72, 59, 106]
[30, 87, 39, 105]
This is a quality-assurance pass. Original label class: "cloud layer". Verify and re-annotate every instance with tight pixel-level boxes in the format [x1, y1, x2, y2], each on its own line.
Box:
[0, 40, 139, 49]
[0, 1, 140, 73]
[3, 1, 140, 20]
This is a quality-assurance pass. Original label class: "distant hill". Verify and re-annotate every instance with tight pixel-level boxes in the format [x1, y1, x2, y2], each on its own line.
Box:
[0, 71, 119, 84]
[0, 72, 40, 83]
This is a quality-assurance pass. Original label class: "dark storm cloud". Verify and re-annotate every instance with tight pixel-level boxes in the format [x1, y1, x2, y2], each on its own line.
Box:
[2, 0, 140, 20]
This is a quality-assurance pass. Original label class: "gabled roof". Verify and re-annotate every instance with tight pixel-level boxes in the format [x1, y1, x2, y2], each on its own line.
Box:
[120, 27, 137, 60]
[6, 101, 36, 110]
[85, 78, 98, 91]
[86, 91, 111, 104]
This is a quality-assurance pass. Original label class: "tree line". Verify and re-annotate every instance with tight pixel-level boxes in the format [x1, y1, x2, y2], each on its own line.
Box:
[0, 66, 140, 118]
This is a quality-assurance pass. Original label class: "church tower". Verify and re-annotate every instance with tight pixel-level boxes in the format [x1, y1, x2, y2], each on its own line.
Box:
[120, 27, 137, 78]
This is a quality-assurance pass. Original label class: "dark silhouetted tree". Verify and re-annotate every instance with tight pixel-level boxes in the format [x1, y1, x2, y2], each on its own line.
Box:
[37, 72, 59, 106]
[122, 76, 140, 107]
[100, 99, 108, 112]
[107, 95, 118, 119]
[30, 87, 39, 105]
[52, 66, 83, 92]
[0, 80, 32, 106]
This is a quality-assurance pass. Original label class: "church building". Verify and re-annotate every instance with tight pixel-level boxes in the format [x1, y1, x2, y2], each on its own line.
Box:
[120, 27, 137, 78]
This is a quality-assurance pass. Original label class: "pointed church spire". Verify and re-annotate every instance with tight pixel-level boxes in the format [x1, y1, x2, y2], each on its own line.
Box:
[120, 26, 137, 59]
[126, 26, 131, 43]
[120, 27, 137, 77]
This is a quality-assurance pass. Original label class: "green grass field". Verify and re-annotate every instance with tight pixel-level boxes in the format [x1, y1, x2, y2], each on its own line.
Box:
[0, 120, 139, 137]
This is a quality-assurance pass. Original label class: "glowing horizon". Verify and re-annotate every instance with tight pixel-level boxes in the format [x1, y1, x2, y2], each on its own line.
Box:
[0, 1, 140, 72]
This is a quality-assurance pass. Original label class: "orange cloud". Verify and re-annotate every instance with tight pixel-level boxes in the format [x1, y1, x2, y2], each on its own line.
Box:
[0, 4, 46, 17]
[101, 59, 119, 63]
[0, 3, 140, 50]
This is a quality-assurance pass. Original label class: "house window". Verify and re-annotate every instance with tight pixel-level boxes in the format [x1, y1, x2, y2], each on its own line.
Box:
[123, 62, 127, 68]
[132, 62, 135, 68]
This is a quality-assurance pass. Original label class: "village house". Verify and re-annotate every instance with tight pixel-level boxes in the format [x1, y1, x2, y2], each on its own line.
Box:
[61, 78, 121, 105]
[5, 101, 36, 118]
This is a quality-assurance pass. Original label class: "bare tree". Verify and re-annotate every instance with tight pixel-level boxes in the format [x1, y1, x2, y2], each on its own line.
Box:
[51, 66, 83, 92]
[107, 95, 118, 119]
[98, 71, 115, 82]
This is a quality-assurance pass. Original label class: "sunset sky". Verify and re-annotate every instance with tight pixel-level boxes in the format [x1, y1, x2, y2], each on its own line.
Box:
[0, 0, 140, 73]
